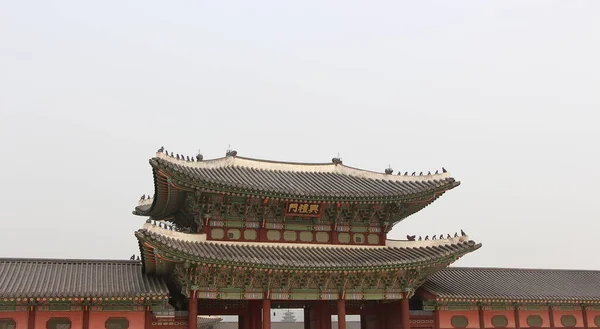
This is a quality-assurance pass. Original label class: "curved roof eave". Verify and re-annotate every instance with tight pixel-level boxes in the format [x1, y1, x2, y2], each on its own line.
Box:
[133, 151, 460, 217]
[134, 224, 480, 272]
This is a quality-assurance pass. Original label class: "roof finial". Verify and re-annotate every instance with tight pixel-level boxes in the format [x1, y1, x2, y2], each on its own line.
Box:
[226, 145, 237, 157]
[158, 146, 164, 153]
[196, 149, 204, 161]
[332, 156, 342, 165]
[385, 166, 393, 175]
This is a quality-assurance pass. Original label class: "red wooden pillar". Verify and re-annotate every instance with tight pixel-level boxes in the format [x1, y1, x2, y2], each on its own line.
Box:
[304, 306, 311, 329]
[189, 291, 198, 329]
[27, 305, 36, 329]
[478, 304, 485, 329]
[239, 314, 244, 329]
[262, 299, 271, 329]
[548, 305, 555, 329]
[145, 305, 153, 329]
[323, 301, 331, 329]
[254, 301, 262, 329]
[248, 301, 255, 329]
[323, 313, 328, 329]
[247, 302, 254, 329]
[400, 298, 410, 329]
[434, 306, 441, 329]
[312, 303, 321, 329]
[514, 304, 520, 329]
[259, 229, 267, 242]
[379, 232, 387, 246]
[82, 305, 90, 329]
[582, 305, 589, 329]
[379, 303, 387, 329]
[338, 299, 347, 329]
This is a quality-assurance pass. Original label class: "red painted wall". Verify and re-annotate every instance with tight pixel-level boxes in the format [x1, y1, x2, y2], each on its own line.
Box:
[552, 310, 584, 328]
[35, 310, 84, 329]
[207, 227, 386, 246]
[439, 310, 479, 329]
[518, 310, 550, 328]
[0, 309, 147, 329]
[483, 310, 516, 328]
[89, 310, 146, 329]
[586, 310, 600, 328]
[0, 311, 28, 329]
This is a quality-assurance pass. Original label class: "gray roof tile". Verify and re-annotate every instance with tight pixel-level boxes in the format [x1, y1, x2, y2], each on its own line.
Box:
[0, 258, 169, 298]
[136, 229, 480, 271]
[422, 267, 600, 302]
[150, 154, 458, 201]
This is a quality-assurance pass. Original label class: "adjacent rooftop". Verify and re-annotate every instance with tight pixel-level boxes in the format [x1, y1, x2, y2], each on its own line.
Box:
[0, 258, 169, 299]
[422, 267, 600, 303]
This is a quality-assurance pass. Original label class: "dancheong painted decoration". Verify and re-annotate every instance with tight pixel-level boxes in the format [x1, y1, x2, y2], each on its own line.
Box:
[1, 147, 600, 329]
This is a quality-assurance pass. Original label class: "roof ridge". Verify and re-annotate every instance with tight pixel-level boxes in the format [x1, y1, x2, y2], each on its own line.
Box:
[235, 156, 333, 166]
[446, 266, 600, 273]
[0, 257, 141, 264]
[153, 151, 452, 182]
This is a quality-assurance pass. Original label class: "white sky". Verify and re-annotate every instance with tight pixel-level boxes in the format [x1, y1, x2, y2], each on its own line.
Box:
[1, 1, 599, 270]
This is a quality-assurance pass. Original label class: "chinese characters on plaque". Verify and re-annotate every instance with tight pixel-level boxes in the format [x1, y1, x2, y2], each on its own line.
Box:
[286, 202, 321, 216]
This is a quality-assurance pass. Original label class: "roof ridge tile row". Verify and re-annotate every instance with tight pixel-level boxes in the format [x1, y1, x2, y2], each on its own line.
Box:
[151, 157, 458, 201]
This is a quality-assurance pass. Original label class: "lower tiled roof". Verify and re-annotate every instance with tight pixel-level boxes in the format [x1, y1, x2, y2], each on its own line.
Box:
[422, 267, 600, 303]
[0, 258, 169, 299]
[136, 229, 480, 271]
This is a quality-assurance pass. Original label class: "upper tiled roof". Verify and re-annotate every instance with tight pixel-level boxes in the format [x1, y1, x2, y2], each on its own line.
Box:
[136, 225, 480, 272]
[422, 267, 600, 303]
[0, 258, 169, 299]
[148, 151, 459, 201]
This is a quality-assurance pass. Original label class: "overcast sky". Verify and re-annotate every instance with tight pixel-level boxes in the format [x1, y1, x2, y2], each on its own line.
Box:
[1, 1, 599, 270]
